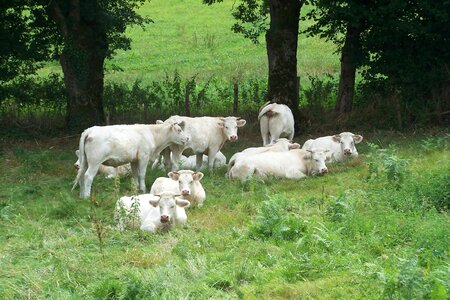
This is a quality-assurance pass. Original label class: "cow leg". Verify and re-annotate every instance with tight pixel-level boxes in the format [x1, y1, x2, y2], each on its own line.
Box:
[78, 165, 88, 197]
[286, 168, 306, 179]
[170, 147, 184, 171]
[260, 116, 270, 146]
[269, 122, 283, 145]
[207, 148, 219, 171]
[195, 154, 203, 170]
[82, 163, 101, 199]
[130, 162, 140, 191]
[137, 159, 149, 193]
[140, 218, 157, 232]
[162, 147, 172, 170]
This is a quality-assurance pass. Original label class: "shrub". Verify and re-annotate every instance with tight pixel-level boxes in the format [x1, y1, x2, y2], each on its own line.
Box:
[249, 195, 306, 242]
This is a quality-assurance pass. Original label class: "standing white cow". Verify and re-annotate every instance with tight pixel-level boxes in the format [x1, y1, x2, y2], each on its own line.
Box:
[259, 101, 295, 146]
[162, 116, 246, 170]
[302, 132, 363, 162]
[115, 192, 190, 232]
[228, 149, 329, 181]
[227, 138, 301, 175]
[150, 170, 206, 207]
[74, 150, 131, 179]
[73, 122, 188, 199]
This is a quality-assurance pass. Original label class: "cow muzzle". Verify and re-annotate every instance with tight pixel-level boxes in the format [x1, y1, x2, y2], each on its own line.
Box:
[343, 149, 352, 156]
[181, 190, 190, 196]
[74, 164, 80, 170]
[160, 215, 169, 223]
[320, 168, 328, 174]
[229, 135, 238, 141]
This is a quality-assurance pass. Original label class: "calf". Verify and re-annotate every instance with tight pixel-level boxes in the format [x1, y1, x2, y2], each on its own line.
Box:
[259, 101, 295, 146]
[74, 150, 131, 179]
[73, 122, 188, 199]
[228, 149, 329, 181]
[302, 132, 363, 162]
[115, 192, 190, 232]
[150, 170, 206, 207]
[227, 138, 300, 175]
[162, 116, 246, 170]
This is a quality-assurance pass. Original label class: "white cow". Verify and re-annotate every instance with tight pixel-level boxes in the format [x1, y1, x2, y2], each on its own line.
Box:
[115, 192, 190, 232]
[152, 151, 226, 170]
[259, 101, 295, 146]
[73, 122, 188, 199]
[227, 138, 301, 175]
[302, 132, 363, 162]
[74, 150, 131, 179]
[162, 116, 246, 170]
[228, 149, 329, 181]
[150, 170, 206, 207]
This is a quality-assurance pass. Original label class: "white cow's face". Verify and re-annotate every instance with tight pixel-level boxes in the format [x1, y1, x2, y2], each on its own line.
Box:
[169, 121, 189, 145]
[74, 150, 80, 169]
[269, 138, 301, 150]
[218, 117, 246, 141]
[149, 192, 190, 224]
[168, 170, 204, 196]
[332, 132, 363, 156]
[306, 149, 329, 175]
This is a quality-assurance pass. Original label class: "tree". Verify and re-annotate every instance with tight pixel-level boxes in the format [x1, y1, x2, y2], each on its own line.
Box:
[205, 0, 305, 131]
[0, 0, 150, 130]
[304, 0, 371, 114]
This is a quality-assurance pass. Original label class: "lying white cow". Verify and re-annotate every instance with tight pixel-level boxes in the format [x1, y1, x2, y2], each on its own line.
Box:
[73, 122, 188, 199]
[150, 170, 206, 207]
[74, 150, 131, 179]
[302, 132, 363, 162]
[259, 101, 295, 146]
[115, 192, 190, 232]
[228, 149, 329, 181]
[162, 116, 246, 170]
[227, 138, 301, 175]
[152, 151, 226, 170]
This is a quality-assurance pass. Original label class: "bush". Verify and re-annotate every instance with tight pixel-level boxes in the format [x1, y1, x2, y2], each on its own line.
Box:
[249, 195, 306, 242]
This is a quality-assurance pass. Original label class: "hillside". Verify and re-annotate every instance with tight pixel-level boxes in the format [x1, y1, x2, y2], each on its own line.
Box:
[39, 0, 339, 83]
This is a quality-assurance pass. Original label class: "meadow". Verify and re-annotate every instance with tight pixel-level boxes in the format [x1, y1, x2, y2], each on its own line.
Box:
[0, 129, 448, 299]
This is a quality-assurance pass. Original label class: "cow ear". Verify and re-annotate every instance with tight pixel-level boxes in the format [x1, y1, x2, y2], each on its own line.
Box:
[75, 150, 80, 157]
[217, 122, 224, 128]
[156, 120, 164, 124]
[289, 143, 301, 150]
[168, 171, 180, 180]
[353, 135, 363, 143]
[193, 172, 204, 181]
[304, 150, 312, 160]
[149, 196, 161, 207]
[236, 119, 246, 127]
[332, 134, 341, 142]
[175, 197, 190, 208]
[178, 121, 185, 130]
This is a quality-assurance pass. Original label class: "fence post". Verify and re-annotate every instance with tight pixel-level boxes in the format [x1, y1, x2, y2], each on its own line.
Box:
[185, 83, 191, 117]
[233, 82, 239, 115]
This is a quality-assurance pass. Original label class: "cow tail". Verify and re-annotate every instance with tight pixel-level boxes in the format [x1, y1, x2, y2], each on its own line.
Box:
[72, 130, 88, 190]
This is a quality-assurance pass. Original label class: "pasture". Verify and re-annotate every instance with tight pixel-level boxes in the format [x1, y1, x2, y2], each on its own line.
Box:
[0, 129, 448, 299]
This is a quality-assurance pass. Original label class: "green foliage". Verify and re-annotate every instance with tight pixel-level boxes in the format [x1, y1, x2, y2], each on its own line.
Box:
[249, 195, 306, 242]
[302, 74, 336, 122]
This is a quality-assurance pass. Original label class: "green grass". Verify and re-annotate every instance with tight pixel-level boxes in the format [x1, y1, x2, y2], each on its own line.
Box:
[39, 0, 339, 83]
[0, 130, 449, 299]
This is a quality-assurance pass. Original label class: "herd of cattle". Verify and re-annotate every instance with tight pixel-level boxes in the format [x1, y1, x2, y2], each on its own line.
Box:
[72, 102, 363, 233]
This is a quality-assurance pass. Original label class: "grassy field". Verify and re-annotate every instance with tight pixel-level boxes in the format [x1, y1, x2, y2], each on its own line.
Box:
[39, 0, 339, 83]
[0, 129, 448, 299]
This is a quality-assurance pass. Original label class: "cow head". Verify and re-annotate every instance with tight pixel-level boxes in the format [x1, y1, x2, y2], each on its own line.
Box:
[305, 149, 329, 175]
[269, 138, 301, 150]
[74, 150, 80, 169]
[149, 192, 190, 224]
[217, 117, 246, 141]
[167, 121, 189, 145]
[168, 170, 204, 196]
[332, 132, 363, 157]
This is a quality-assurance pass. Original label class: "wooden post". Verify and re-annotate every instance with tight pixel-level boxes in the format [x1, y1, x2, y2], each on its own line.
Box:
[233, 82, 239, 115]
[185, 84, 191, 117]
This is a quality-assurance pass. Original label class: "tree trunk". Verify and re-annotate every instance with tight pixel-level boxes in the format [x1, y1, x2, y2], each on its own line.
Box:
[335, 24, 361, 114]
[47, 1, 107, 131]
[266, 0, 303, 132]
